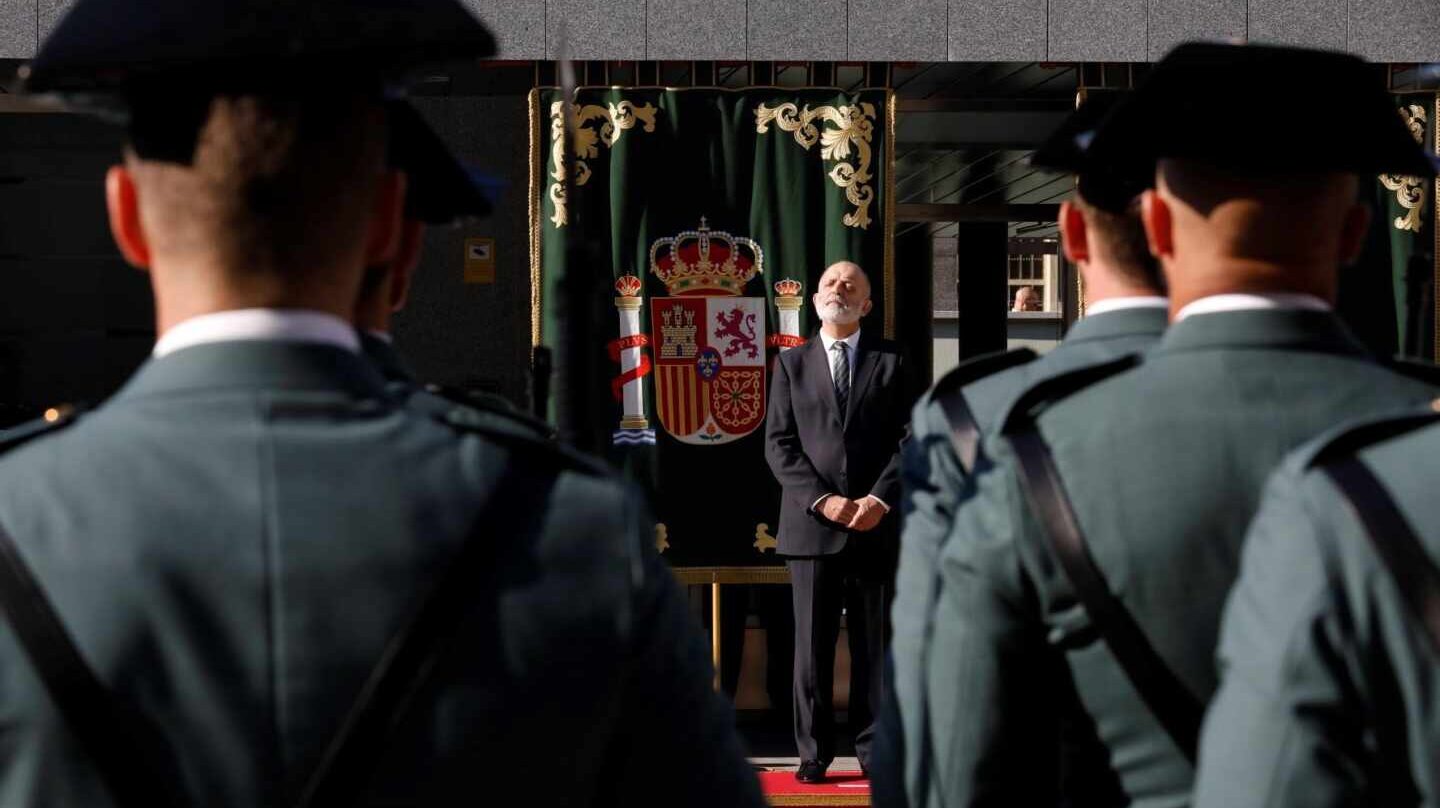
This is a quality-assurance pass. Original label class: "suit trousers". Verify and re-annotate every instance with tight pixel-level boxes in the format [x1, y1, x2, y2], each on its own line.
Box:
[788, 546, 892, 767]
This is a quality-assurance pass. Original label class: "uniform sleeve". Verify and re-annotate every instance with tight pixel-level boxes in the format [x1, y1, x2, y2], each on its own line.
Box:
[1194, 470, 1364, 808]
[924, 457, 1061, 806]
[877, 396, 968, 805]
[603, 492, 766, 807]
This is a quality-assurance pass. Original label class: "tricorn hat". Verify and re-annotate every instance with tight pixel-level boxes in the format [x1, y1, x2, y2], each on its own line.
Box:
[1086, 42, 1439, 179]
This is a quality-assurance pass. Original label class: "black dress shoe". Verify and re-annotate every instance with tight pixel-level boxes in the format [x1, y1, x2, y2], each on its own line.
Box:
[795, 760, 828, 783]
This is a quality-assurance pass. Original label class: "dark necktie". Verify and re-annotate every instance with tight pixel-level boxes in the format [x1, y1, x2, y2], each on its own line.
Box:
[831, 340, 850, 417]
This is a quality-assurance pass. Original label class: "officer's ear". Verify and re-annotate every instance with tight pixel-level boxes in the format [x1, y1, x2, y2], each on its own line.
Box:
[388, 220, 425, 313]
[105, 164, 151, 271]
[364, 170, 407, 268]
[1338, 200, 1371, 266]
[1141, 189, 1174, 260]
[1059, 200, 1090, 264]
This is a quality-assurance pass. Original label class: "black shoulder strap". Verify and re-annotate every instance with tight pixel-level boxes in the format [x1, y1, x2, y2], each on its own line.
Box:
[1312, 410, 1440, 653]
[0, 520, 180, 808]
[1000, 354, 1202, 762]
[933, 348, 1037, 473]
[293, 456, 552, 807]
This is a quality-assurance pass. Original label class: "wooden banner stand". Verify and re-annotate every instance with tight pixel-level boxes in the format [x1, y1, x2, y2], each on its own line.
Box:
[673, 566, 791, 691]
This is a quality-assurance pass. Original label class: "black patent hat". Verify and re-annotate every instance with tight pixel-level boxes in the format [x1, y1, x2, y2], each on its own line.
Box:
[1086, 41, 1439, 179]
[389, 102, 493, 224]
[23, 0, 496, 101]
[1031, 90, 1148, 213]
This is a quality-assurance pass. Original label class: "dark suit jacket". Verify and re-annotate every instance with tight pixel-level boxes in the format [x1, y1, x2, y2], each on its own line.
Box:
[764, 330, 908, 560]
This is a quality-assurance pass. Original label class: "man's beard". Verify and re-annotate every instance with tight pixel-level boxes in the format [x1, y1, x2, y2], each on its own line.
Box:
[815, 300, 863, 325]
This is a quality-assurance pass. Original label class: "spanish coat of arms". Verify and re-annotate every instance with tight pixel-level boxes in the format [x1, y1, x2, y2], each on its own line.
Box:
[648, 220, 767, 445]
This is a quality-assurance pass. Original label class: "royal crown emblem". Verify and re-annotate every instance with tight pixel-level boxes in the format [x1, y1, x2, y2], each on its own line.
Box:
[615, 274, 644, 298]
[774, 279, 803, 298]
[650, 218, 764, 297]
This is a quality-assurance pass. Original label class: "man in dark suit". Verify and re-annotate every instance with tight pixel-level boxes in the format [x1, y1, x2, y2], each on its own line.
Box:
[765, 260, 909, 783]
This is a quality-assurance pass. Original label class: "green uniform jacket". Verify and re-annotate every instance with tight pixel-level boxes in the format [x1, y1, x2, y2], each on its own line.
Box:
[1195, 409, 1440, 807]
[0, 341, 763, 807]
[359, 331, 555, 438]
[885, 306, 1168, 806]
[927, 310, 1440, 808]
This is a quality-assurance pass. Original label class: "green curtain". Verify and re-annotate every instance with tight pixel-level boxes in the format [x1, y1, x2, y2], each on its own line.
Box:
[533, 86, 896, 567]
[1340, 92, 1437, 361]
[1380, 93, 1435, 360]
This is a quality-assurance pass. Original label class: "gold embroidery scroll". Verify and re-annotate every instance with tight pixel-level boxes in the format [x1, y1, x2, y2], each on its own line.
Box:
[1380, 104, 1430, 233]
[755, 101, 878, 229]
[548, 100, 660, 227]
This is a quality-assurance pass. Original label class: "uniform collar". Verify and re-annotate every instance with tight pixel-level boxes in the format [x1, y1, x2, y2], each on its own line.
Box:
[359, 330, 414, 384]
[116, 341, 390, 403]
[153, 308, 361, 358]
[1174, 292, 1331, 322]
[1083, 296, 1169, 317]
[1065, 304, 1169, 343]
[1155, 308, 1367, 357]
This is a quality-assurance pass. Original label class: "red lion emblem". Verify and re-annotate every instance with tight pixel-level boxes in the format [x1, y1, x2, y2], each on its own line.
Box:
[715, 307, 759, 360]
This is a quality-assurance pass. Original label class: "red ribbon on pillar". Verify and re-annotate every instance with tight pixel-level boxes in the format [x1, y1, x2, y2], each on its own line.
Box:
[608, 334, 653, 402]
[766, 334, 807, 349]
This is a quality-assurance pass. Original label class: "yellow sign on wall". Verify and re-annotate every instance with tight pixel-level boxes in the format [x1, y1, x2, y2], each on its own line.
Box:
[464, 237, 496, 284]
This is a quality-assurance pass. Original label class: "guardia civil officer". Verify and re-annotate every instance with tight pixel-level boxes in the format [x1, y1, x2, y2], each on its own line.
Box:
[358, 101, 552, 436]
[924, 43, 1440, 807]
[0, 2, 763, 806]
[1194, 402, 1440, 806]
[876, 92, 1169, 808]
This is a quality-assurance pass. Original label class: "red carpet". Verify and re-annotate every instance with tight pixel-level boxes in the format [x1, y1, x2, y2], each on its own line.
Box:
[758, 770, 870, 806]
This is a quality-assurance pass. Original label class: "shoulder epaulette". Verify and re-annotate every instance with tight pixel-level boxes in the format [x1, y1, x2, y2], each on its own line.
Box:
[0, 405, 83, 453]
[422, 384, 559, 439]
[437, 404, 611, 477]
[1301, 402, 1440, 471]
[999, 354, 1141, 436]
[1382, 356, 1440, 388]
[932, 347, 1038, 398]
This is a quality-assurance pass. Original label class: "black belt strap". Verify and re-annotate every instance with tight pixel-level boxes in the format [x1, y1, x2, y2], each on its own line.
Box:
[1324, 458, 1440, 653]
[293, 463, 538, 808]
[1009, 428, 1203, 762]
[936, 386, 982, 475]
[0, 520, 177, 808]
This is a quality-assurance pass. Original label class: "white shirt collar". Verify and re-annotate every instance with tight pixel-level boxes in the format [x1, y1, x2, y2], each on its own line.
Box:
[1084, 296, 1170, 318]
[153, 309, 361, 358]
[365, 329, 395, 344]
[1174, 293, 1331, 322]
[819, 328, 861, 353]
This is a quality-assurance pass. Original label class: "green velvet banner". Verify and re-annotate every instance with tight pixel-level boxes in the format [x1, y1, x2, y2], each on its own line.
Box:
[531, 86, 898, 567]
[1341, 92, 1438, 361]
[1378, 93, 1436, 360]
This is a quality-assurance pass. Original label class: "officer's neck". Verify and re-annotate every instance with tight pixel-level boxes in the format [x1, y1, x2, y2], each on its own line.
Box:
[1079, 259, 1163, 304]
[151, 267, 356, 337]
[1164, 257, 1335, 321]
[353, 290, 394, 335]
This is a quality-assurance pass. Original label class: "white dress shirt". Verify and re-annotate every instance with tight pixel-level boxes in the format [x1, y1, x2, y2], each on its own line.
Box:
[153, 308, 360, 358]
[1174, 293, 1331, 322]
[811, 327, 888, 514]
[818, 328, 861, 386]
[1084, 296, 1170, 317]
